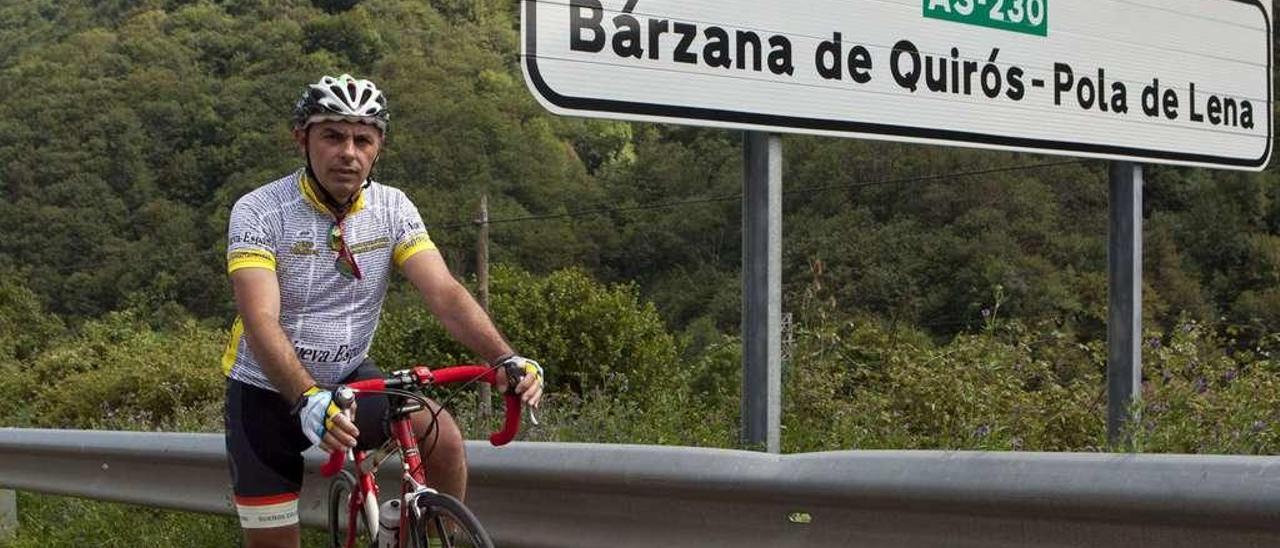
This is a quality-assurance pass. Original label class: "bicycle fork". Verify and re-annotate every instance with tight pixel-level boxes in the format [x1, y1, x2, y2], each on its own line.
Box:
[353, 451, 382, 542]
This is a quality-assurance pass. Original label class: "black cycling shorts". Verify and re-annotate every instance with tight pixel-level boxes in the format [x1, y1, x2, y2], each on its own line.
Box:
[224, 359, 390, 518]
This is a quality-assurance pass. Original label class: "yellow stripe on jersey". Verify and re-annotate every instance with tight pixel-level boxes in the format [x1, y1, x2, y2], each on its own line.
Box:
[299, 172, 366, 216]
[393, 233, 437, 267]
[228, 249, 277, 273]
[222, 316, 245, 377]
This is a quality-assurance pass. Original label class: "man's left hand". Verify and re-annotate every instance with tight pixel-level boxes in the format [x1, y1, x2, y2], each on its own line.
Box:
[496, 355, 544, 408]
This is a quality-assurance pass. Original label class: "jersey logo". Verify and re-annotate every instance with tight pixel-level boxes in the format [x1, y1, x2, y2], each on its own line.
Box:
[293, 342, 356, 363]
[290, 241, 319, 256]
[349, 236, 391, 255]
[230, 232, 272, 248]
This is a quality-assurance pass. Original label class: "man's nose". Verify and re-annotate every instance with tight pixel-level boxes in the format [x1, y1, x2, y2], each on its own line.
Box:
[337, 137, 357, 159]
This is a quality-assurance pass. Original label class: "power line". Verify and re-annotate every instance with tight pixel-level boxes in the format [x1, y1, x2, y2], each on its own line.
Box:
[785, 159, 1087, 196]
[434, 194, 740, 230]
[26, 159, 1094, 273]
[434, 159, 1090, 230]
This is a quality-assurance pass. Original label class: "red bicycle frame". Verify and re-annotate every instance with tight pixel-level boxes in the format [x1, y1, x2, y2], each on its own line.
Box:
[321, 364, 523, 548]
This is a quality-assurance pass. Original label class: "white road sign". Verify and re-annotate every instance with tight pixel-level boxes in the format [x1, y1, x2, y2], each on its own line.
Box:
[521, 0, 1272, 170]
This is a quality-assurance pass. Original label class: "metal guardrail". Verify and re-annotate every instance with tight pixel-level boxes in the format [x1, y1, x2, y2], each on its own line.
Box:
[2, 428, 1279, 547]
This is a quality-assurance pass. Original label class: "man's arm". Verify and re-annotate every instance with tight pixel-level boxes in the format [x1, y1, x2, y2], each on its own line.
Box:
[230, 267, 359, 448]
[231, 268, 315, 402]
[400, 249, 542, 406]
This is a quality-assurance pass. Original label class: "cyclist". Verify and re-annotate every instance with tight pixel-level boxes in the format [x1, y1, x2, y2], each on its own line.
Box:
[222, 73, 543, 548]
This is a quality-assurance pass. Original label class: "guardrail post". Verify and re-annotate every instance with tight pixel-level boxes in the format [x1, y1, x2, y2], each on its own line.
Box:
[0, 489, 16, 541]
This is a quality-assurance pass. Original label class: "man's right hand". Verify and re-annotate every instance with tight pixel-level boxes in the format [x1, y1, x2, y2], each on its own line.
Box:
[296, 387, 359, 451]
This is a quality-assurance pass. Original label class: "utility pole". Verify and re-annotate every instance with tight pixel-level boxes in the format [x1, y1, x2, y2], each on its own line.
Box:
[476, 195, 492, 431]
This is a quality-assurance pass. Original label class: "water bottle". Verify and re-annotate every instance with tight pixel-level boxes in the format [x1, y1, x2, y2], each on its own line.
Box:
[376, 499, 401, 548]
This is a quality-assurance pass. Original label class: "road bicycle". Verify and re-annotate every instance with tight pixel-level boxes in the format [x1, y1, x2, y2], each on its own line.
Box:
[321, 362, 528, 548]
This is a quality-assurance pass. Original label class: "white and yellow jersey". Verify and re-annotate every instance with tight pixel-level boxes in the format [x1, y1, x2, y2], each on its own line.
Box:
[221, 169, 436, 391]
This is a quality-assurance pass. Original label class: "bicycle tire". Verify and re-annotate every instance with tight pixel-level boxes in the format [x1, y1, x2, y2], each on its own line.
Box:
[409, 491, 494, 548]
[328, 470, 376, 548]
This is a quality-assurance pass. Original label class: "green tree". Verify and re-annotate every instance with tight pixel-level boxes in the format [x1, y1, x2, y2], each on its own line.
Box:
[0, 270, 64, 362]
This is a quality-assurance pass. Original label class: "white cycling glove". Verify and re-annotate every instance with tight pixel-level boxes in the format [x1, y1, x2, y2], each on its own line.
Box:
[496, 355, 544, 391]
[293, 386, 341, 447]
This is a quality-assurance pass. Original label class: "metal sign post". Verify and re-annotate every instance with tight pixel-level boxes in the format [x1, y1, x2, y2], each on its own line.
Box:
[1108, 162, 1143, 447]
[742, 131, 783, 453]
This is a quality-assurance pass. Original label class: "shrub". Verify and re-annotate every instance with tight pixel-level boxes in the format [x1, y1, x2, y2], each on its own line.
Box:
[1129, 319, 1280, 454]
[782, 313, 1106, 453]
[373, 265, 681, 401]
[3, 310, 224, 431]
[0, 270, 65, 361]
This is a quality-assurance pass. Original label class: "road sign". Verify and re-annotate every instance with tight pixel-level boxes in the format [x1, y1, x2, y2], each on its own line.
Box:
[521, 0, 1272, 170]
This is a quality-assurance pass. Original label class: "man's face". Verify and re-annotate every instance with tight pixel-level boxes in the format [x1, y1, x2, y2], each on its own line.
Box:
[293, 120, 383, 201]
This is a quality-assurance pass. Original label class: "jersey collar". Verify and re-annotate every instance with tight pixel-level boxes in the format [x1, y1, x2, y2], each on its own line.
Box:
[299, 170, 367, 218]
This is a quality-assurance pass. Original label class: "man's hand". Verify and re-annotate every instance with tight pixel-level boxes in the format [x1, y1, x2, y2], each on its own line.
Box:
[496, 355, 544, 408]
[296, 387, 359, 451]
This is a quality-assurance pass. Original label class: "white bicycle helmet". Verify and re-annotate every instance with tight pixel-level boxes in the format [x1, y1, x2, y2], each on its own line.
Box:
[292, 73, 389, 132]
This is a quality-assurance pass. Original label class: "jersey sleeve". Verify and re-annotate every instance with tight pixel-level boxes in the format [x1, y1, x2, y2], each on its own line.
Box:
[391, 190, 436, 268]
[227, 195, 279, 274]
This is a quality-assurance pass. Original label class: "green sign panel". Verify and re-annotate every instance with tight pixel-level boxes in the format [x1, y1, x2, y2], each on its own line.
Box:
[923, 0, 1048, 37]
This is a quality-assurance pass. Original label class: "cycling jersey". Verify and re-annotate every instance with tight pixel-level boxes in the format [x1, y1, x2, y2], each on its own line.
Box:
[222, 169, 436, 391]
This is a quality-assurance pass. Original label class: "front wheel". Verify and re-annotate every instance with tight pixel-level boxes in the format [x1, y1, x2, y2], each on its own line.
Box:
[328, 470, 376, 548]
[409, 491, 494, 548]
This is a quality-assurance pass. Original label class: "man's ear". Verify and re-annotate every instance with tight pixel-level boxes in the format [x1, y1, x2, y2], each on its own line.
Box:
[292, 127, 308, 152]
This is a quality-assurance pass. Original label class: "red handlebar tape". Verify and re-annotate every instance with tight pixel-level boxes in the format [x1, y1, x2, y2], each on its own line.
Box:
[320, 365, 522, 477]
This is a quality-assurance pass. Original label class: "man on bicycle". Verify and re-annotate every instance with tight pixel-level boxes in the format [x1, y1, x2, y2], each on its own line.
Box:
[222, 73, 543, 548]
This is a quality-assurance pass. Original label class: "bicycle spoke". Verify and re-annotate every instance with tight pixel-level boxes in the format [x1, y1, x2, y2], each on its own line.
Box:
[431, 514, 455, 548]
[411, 492, 492, 548]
